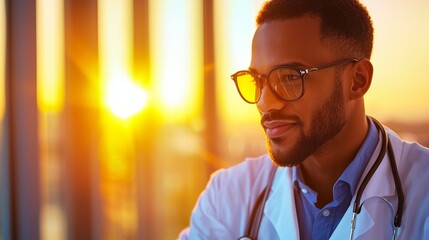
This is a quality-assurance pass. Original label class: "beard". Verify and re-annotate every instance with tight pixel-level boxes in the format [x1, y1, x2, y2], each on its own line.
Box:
[265, 73, 346, 167]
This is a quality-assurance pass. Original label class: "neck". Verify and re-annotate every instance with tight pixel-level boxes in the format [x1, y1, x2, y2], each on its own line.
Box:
[300, 115, 369, 207]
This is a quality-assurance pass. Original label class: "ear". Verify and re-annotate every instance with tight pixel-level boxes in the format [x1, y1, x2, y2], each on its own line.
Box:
[349, 58, 373, 99]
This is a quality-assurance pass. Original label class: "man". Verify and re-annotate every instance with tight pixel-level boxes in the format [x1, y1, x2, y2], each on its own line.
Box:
[180, 0, 429, 239]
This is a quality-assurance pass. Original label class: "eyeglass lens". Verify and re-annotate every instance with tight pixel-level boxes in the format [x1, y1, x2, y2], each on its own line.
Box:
[235, 67, 303, 103]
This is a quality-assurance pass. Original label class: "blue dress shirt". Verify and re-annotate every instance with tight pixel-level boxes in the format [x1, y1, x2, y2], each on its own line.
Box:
[292, 119, 378, 240]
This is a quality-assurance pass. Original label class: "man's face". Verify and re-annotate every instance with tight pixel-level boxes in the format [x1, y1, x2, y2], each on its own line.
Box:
[250, 16, 347, 167]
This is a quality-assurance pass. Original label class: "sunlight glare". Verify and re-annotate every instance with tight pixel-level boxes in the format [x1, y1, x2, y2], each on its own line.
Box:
[106, 78, 148, 119]
[150, 0, 203, 121]
[99, 0, 136, 119]
[36, 0, 65, 112]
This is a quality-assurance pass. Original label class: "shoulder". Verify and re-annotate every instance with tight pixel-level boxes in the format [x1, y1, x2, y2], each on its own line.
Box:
[386, 128, 429, 181]
[184, 154, 275, 239]
[386, 128, 429, 236]
[208, 154, 274, 199]
[386, 128, 429, 168]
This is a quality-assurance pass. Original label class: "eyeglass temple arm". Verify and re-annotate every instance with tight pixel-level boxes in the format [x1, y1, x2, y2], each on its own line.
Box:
[302, 58, 359, 75]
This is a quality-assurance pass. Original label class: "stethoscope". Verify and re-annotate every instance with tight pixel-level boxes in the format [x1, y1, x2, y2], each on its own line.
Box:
[238, 117, 404, 240]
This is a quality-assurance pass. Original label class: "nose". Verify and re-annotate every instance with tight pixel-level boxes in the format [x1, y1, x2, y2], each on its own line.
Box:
[256, 83, 285, 114]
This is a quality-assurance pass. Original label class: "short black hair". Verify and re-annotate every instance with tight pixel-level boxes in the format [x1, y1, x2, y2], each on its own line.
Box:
[256, 0, 374, 59]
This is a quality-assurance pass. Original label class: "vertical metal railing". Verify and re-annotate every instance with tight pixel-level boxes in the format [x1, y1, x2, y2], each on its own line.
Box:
[4, 0, 40, 239]
[203, 0, 219, 174]
[133, 0, 157, 239]
[63, 0, 101, 239]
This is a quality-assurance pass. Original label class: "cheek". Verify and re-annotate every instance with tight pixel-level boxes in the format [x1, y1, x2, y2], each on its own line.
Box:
[291, 101, 317, 135]
[304, 74, 334, 98]
[296, 88, 330, 118]
[297, 91, 337, 132]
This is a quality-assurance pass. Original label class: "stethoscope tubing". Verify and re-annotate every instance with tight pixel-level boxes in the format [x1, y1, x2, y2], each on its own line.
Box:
[349, 117, 404, 240]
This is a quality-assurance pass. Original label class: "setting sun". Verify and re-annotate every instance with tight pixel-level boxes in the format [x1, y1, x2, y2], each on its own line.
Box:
[105, 78, 148, 119]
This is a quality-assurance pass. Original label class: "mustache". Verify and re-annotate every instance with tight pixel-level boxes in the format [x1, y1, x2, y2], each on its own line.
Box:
[260, 111, 303, 125]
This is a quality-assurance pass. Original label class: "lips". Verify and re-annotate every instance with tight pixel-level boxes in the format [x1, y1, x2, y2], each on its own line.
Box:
[263, 120, 298, 139]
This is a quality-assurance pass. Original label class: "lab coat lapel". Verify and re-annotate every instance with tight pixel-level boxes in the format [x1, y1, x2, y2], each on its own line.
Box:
[264, 168, 300, 240]
[330, 131, 399, 239]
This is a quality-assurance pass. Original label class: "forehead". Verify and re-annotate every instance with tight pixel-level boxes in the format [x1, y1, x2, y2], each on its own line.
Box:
[250, 16, 335, 72]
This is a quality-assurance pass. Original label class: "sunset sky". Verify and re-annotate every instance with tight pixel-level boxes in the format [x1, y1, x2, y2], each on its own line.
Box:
[361, 0, 429, 122]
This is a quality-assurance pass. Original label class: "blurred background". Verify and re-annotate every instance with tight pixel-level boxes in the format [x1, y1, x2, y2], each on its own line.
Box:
[0, 0, 428, 239]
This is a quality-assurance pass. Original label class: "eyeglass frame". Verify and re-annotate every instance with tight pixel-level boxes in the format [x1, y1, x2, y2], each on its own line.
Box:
[230, 58, 359, 104]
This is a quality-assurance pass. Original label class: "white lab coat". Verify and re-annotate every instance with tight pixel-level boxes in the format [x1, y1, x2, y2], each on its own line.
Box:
[180, 128, 429, 239]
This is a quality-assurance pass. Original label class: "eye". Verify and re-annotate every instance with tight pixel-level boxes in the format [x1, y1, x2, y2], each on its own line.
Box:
[280, 74, 300, 82]
[272, 67, 301, 83]
[277, 73, 301, 86]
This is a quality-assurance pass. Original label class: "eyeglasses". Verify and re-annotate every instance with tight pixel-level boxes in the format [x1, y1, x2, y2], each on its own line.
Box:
[230, 58, 358, 104]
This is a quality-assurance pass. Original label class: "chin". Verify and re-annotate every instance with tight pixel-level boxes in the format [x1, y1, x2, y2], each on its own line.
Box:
[266, 138, 303, 167]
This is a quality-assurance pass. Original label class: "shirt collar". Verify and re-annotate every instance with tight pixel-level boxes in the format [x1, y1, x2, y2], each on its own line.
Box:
[337, 118, 378, 195]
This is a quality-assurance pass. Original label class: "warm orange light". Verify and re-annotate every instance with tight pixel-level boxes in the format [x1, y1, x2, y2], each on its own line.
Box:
[105, 78, 148, 119]
[150, 0, 203, 121]
[215, 0, 265, 124]
[36, 1, 67, 240]
[98, 0, 139, 238]
[36, 0, 65, 112]
[99, 0, 139, 119]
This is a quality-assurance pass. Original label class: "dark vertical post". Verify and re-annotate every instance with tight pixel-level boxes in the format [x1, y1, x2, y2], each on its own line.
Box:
[4, 0, 40, 239]
[133, 0, 156, 239]
[133, 0, 150, 84]
[0, 116, 11, 240]
[202, 0, 219, 172]
[63, 0, 100, 239]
